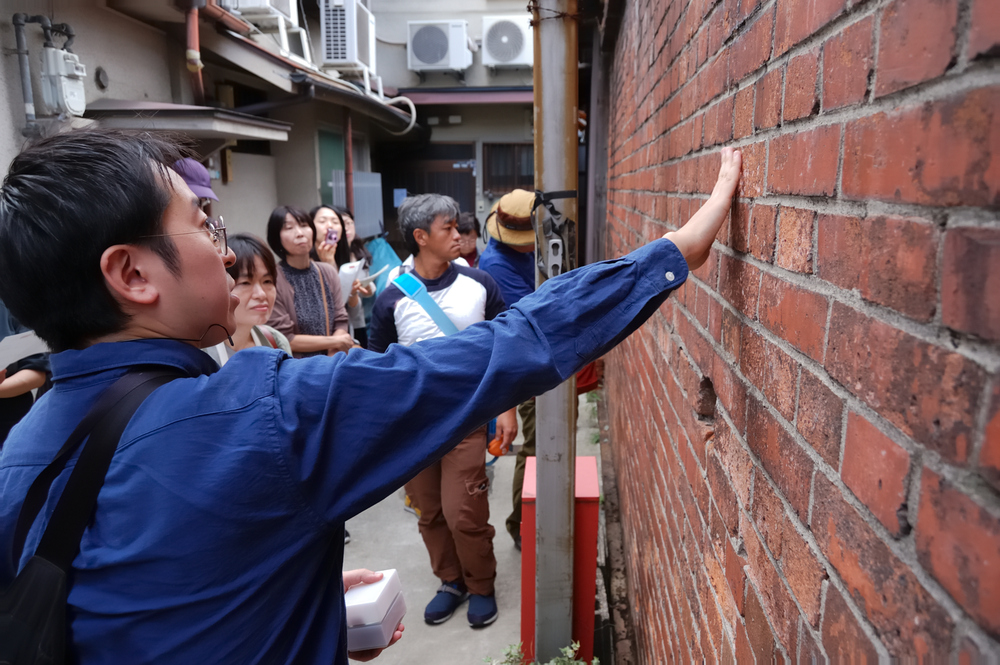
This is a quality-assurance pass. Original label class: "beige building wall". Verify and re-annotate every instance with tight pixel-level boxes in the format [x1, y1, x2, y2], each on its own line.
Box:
[212, 153, 279, 238]
[0, 0, 176, 168]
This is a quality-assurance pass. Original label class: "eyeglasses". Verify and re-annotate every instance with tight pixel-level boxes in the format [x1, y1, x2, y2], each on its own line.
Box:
[142, 216, 228, 255]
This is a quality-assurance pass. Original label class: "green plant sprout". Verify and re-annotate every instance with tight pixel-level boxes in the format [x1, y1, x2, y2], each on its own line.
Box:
[485, 641, 599, 665]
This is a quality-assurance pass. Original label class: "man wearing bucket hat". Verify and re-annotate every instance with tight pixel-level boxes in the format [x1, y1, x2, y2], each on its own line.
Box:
[478, 190, 540, 550]
[171, 157, 219, 209]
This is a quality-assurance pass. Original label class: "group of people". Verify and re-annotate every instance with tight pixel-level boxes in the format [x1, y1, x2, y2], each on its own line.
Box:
[0, 127, 741, 663]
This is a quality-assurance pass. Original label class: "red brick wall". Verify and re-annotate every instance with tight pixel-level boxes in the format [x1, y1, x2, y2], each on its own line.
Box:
[601, 0, 1000, 659]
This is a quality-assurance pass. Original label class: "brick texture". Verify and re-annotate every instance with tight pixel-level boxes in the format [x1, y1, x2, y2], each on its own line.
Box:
[784, 49, 819, 121]
[916, 469, 1000, 637]
[822, 16, 873, 110]
[942, 227, 1000, 341]
[826, 302, 985, 462]
[876, 0, 959, 97]
[603, 0, 1000, 658]
[840, 412, 911, 536]
[842, 87, 1000, 208]
[817, 214, 939, 321]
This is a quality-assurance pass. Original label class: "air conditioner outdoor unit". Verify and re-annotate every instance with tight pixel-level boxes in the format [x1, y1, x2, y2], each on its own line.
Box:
[320, 0, 376, 74]
[482, 15, 532, 68]
[229, 0, 296, 25]
[407, 20, 473, 72]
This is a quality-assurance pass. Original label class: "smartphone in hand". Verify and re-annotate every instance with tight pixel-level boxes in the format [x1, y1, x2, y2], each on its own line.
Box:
[326, 228, 339, 245]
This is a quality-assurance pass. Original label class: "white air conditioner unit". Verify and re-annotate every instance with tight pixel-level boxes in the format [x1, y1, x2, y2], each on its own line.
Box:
[407, 20, 473, 72]
[229, 0, 296, 25]
[482, 15, 532, 68]
[320, 0, 376, 74]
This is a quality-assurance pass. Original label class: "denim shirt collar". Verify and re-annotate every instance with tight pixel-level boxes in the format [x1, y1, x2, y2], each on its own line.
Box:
[50, 339, 219, 383]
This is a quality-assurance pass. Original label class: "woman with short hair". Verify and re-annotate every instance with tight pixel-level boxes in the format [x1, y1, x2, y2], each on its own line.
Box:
[265, 205, 352, 357]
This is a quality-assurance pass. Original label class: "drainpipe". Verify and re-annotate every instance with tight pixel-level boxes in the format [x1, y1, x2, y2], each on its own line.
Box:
[11, 14, 36, 133]
[12, 14, 56, 137]
[531, 0, 579, 660]
[184, 1, 207, 105]
[345, 111, 355, 213]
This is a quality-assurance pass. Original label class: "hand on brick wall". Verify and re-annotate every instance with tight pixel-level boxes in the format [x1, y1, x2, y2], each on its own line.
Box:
[663, 147, 742, 270]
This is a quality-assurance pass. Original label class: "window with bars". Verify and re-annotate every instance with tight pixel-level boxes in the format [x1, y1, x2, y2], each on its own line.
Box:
[483, 143, 534, 198]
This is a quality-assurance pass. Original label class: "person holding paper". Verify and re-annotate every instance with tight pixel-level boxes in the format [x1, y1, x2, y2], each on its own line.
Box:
[0, 298, 49, 446]
[265, 205, 353, 358]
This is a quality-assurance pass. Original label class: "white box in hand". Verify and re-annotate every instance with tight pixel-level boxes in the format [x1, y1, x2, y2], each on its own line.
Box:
[344, 568, 402, 627]
[346, 590, 406, 652]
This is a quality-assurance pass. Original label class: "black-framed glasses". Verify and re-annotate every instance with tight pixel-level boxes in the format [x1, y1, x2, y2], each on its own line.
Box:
[142, 216, 227, 255]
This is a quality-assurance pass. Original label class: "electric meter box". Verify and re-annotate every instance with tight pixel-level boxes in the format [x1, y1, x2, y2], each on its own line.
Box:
[41, 47, 86, 117]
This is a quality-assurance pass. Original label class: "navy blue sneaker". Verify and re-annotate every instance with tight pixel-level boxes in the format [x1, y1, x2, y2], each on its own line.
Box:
[424, 581, 469, 624]
[467, 593, 498, 628]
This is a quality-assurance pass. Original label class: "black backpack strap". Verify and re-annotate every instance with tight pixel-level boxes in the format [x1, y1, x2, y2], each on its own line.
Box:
[11, 368, 182, 570]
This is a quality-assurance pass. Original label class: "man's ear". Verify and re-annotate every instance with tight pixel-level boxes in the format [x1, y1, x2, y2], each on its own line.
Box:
[100, 245, 160, 307]
[413, 228, 428, 248]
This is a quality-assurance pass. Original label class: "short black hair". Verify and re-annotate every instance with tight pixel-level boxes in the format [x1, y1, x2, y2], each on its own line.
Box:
[0, 128, 184, 351]
[266, 205, 314, 260]
[397, 194, 460, 256]
[458, 212, 480, 236]
[227, 233, 276, 283]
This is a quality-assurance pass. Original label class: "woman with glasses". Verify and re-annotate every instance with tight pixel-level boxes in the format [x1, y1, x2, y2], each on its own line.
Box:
[265, 206, 352, 358]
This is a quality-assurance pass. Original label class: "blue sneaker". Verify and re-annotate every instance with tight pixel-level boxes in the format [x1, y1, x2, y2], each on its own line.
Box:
[467, 593, 498, 628]
[424, 581, 469, 624]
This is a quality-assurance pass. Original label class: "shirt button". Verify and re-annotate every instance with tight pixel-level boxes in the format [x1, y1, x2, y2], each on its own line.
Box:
[665, 271, 675, 282]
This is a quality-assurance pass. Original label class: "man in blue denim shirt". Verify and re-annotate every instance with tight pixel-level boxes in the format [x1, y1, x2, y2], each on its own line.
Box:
[0, 129, 741, 664]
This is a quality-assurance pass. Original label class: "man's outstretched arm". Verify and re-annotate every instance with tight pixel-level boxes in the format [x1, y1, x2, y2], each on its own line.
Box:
[277, 147, 743, 523]
[664, 147, 742, 270]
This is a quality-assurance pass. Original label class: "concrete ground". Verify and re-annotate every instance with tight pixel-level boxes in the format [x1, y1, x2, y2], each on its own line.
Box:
[344, 396, 601, 664]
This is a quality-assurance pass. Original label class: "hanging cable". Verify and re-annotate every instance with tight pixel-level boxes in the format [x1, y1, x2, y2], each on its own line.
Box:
[384, 96, 417, 136]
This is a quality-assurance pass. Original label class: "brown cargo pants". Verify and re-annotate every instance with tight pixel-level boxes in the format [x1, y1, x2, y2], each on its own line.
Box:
[404, 425, 496, 596]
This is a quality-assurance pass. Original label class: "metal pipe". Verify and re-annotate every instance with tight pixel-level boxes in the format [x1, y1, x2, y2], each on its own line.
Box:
[11, 14, 36, 127]
[186, 7, 206, 105]
[50, 22, 75, 52]
[532, 0, 579, 660]
[345, 111, 355, 214]
[25, 14, 54, 47]
[585, 24, 608, 264]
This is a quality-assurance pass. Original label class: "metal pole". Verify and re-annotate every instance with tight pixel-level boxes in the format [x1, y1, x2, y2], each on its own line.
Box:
[532, 0, 579, 659]
[345, 111, 355, 213]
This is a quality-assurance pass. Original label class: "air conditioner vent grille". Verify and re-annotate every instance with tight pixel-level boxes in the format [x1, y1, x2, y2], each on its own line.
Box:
[412, 25, 449, 65]
[485, 20, 524, 63]
[323, 5, 347, 61]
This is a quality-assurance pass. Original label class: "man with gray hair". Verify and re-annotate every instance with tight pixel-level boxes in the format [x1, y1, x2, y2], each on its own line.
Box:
[369, 194, 518, 629]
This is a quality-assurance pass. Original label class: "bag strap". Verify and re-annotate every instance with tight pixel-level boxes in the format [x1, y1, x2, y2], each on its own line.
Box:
[11, 368, 182, 571]
[255, 325, 279, 349]
[314, 262, 331, 337]
[392, 272, 460, 336]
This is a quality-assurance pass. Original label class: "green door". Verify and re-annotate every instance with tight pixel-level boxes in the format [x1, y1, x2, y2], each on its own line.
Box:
[318, 129, 345, 207]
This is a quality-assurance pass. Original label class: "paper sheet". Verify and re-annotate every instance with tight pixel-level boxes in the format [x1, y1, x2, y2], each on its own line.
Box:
[358, 265, 388, 287]
[338, 260, 364, 305]
[0, 331, 49, 368]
